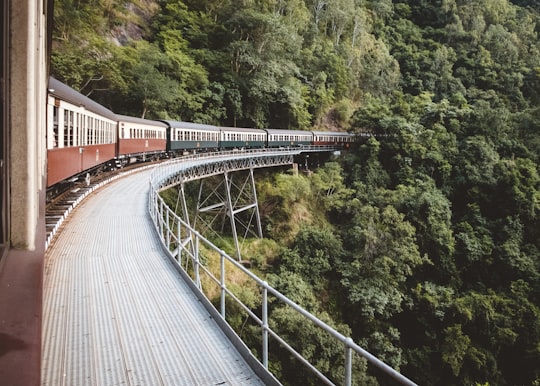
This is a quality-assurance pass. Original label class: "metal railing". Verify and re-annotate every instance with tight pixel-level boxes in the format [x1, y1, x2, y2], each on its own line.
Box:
[148, 149, 417, 386]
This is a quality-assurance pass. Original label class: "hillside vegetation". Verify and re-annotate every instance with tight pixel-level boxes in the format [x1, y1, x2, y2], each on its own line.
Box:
[52, 1, 540, 385]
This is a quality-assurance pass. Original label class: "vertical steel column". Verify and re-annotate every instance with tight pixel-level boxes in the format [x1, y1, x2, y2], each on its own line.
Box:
[249, 167, 263, 238]
[223, 171, 241, 260]
[179, 181, 196, 262]
[179, 181, 191, 228]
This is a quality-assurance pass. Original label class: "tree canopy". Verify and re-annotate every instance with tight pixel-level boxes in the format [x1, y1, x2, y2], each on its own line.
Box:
[53, 1, 540, 384]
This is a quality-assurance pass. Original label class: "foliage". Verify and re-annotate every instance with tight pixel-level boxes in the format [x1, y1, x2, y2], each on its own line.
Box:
[53, 1, 540, 384]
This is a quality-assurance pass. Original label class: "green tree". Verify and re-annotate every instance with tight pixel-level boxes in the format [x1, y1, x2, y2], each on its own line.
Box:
[281, 225, 343, 291]
[339, 205, 425, 321]
[117, 41, 180, 118]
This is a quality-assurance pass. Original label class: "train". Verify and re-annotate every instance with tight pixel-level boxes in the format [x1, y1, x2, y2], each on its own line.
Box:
[47, 77, 357, 197]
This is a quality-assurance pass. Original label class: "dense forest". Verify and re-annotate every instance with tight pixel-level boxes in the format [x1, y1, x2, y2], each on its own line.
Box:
[51, 0, 540, 385]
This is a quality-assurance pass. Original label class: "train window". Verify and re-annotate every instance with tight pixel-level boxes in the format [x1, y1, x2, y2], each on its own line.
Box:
[52, 105, 59, 148]
[77, 113, 82, 146]
[73, 112, 78, 146]
[81, 116, 86, 146]
[72, 112, 76, 146]
[85, 116, 89, 144]
[76, 114, 82, 146]
[88, 120, 93, 145]
[64, 110, 69, 147]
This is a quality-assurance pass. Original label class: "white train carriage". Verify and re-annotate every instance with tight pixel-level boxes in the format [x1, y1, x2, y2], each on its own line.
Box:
[265, 129, 313, 147]
[219, 126, 267, 149]
[117, 115, 167, 164]
[47, 77, 118, 187]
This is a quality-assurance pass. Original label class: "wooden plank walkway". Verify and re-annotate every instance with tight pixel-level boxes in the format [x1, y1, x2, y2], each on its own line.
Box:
[42, 168, 267, 386]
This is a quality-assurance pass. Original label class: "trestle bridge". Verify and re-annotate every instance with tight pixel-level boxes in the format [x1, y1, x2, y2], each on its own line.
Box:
[43, 147, 417, 386]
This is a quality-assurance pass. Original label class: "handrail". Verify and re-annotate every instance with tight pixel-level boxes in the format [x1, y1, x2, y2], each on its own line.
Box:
[148, 149, 418, 386]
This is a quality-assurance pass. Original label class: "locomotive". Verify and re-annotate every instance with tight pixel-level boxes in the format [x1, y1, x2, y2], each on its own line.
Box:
[47, 77, 356, 196]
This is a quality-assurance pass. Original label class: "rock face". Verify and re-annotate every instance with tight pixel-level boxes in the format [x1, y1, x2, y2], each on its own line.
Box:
[110, 0, 159, 46]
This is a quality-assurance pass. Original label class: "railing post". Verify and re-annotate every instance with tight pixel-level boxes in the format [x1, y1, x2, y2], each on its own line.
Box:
[177, 220, 182, 265]
[344, 337, 354, 386]
[159, 199, 164, 240]
[220, 252, 226, 319]
[166, 207, 170, 249]
[262, 282, 269, 369]
[194, 234, 201, 289]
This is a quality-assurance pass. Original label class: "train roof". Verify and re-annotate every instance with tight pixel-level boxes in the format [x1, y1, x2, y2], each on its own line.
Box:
[219, 126, 266, 133]
[160, 120, 220, 132]
[264, 129, 313, 136]
[311, 131, 353, 136]
[117, 114, 168, 128]
[48, 77, 118, 121]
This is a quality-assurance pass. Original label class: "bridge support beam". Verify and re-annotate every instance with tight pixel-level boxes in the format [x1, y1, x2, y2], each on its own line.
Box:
[193, 168, 262, 260]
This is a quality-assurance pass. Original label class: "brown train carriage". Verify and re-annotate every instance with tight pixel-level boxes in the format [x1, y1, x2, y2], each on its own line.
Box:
[117, 115, 167, 163]
[311, 130, 355, 148]
[47, 77, 118, 187]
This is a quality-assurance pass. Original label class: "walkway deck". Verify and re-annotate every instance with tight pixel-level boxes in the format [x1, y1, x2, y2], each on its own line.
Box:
[42, 168, 266, 386]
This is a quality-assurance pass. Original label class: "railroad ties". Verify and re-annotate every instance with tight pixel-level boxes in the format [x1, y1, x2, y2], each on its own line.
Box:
[45, 163, 157, 249]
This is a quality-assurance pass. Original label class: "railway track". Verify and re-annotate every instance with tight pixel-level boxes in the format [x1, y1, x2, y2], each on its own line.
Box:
[45, 161, 160, 249]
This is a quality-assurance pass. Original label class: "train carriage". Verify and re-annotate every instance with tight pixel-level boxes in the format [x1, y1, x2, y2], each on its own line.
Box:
[163, 120, 220, 153]
[311, 131, 355, 147]
[47, 77, 118, 187]
[219, 126, 267, 149]
[264, 129, 313, 147]
[117, 114, 167, 164]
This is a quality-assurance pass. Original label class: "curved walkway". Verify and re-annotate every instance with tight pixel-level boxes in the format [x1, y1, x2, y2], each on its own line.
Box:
[41, 168, 267, 386]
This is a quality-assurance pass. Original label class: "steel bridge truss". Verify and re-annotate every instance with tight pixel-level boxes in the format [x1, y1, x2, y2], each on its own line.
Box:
[192, 169, 263, 260]
[151, 150, 295, 261]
